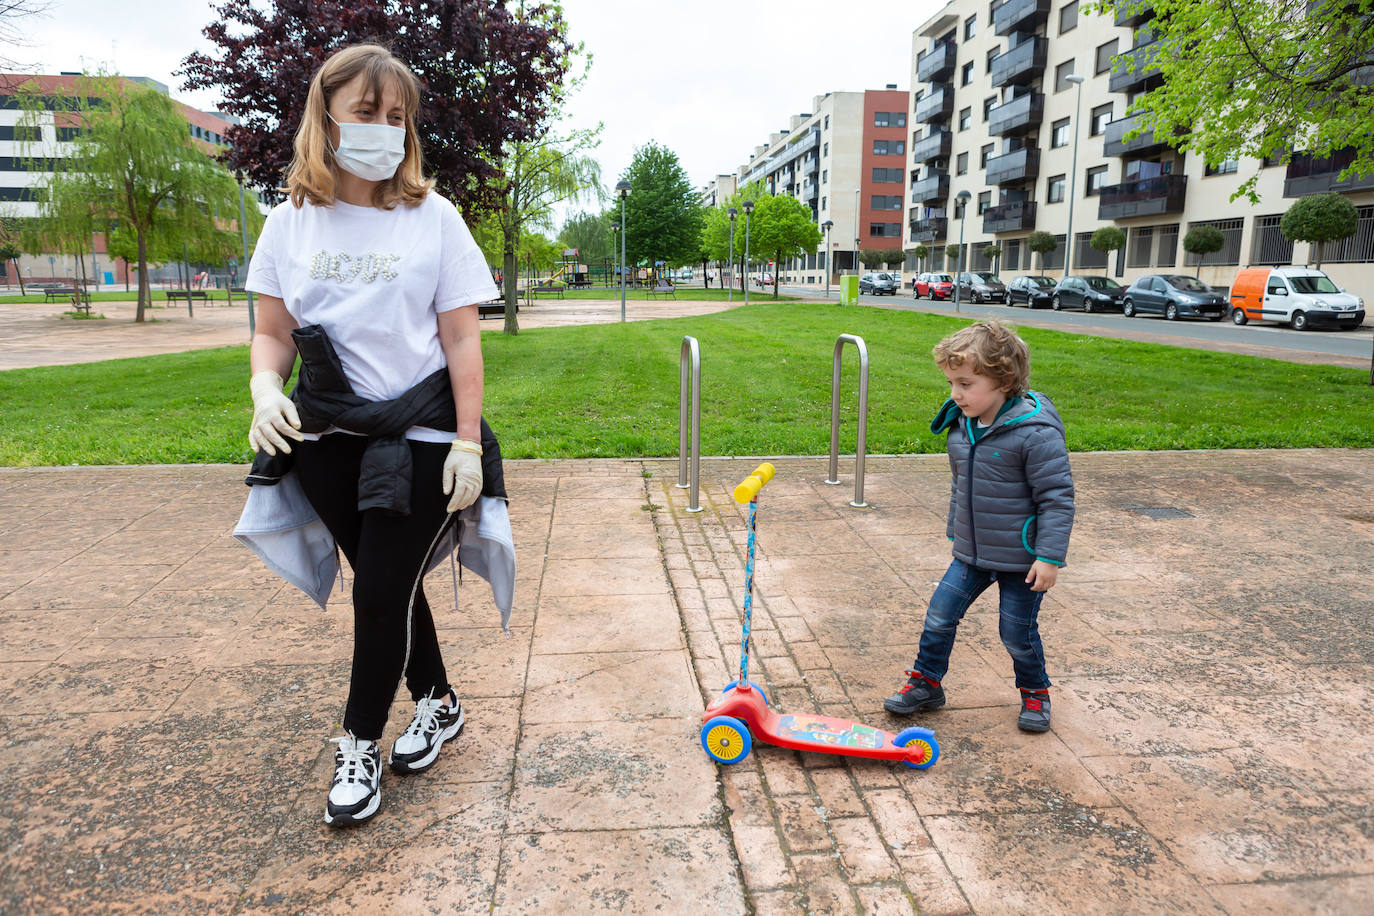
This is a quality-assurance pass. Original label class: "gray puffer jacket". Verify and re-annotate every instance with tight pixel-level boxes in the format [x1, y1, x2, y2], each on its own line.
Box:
[932, 390, 1075, 572]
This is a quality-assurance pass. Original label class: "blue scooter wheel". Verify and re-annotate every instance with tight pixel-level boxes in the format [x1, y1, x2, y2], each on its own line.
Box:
[701, 716, 752, 764]
[719, 680, 770, 706]
[894, 726, 940, 769]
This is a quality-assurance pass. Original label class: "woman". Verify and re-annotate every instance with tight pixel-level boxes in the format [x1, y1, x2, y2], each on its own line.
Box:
[244, 44, 499, 827]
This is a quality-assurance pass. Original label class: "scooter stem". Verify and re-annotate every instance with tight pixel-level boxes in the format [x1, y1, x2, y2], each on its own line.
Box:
[740, 498, 757, 685]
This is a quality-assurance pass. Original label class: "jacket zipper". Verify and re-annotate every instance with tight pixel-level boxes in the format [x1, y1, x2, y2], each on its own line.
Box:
[965, 419, 981, 564]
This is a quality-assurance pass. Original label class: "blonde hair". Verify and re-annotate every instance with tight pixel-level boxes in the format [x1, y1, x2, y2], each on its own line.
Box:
[285, 44, 433, 210]
[933, 319, 1031, 396]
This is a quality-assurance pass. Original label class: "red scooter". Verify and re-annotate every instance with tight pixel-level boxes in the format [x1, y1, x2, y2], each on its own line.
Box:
[699, 463, 939, 770]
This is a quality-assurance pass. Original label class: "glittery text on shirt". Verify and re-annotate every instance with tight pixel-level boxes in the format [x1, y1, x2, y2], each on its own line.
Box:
[309, 251, 401, 283]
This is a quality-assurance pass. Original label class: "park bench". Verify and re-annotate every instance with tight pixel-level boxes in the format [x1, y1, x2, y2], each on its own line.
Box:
[43, 286, 76, 303]
[645, 281, 677, 300]
[163, 289, 210, 304]
[529, 283, 565, 299]
[478, 298, 516, 319]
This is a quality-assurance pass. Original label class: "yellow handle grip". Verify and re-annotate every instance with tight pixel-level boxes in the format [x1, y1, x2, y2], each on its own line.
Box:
[733, 463, 777, 503]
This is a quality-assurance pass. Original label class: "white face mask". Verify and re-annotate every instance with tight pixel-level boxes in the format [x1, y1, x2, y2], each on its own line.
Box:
[328, 113, 406, 182]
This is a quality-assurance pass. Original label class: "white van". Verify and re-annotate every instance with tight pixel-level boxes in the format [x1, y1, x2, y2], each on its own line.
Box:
[1229, 267, 1366, 330]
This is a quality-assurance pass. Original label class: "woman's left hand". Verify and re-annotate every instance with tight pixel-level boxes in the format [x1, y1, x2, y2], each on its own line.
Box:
[443, 438, 483, 512]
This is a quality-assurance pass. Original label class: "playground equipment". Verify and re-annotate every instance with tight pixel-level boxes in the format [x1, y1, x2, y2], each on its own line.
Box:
[699, 464, 939, 770]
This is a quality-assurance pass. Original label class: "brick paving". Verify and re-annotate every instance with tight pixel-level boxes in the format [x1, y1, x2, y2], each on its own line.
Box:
[2, 451, 1372, 913]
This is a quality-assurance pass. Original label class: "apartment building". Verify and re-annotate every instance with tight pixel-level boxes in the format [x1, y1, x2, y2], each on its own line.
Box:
[0, 72, 236, 285]
[906, 0, 1374, 292]
[713, 86, 909, 285]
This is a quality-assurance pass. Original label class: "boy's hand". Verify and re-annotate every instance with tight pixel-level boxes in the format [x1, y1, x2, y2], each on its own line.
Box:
[1025, 560, 1059, 592]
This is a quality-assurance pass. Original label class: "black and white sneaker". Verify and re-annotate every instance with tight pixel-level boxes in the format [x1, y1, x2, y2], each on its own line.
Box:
[389, 687, 464, 774]
[324, 735, 382, 827]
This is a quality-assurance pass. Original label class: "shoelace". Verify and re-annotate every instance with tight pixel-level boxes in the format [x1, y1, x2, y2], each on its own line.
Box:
[331, 736, 379, 785]
[402, 692, 449, 739]
[1021, 692, 1047, 712]
[898, 669, 930, 694]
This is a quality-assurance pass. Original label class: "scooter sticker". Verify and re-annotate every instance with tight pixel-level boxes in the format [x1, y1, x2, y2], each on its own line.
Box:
[777, 715, 885, 749]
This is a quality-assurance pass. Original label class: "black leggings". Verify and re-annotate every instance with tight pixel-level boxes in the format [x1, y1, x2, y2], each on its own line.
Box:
[295, 434, 452, 740]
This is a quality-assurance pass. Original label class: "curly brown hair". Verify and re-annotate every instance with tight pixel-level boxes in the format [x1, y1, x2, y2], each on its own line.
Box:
[932, 319, 1030, 396]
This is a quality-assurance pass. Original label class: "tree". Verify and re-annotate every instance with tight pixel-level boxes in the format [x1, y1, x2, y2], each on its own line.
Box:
[1085, 0, 1374, 203]
[0, 216, 25, 294]
[1183, 225, 1226, 278]
[945, 243, 962, 266]
[558, 210, 612, 265]
[14, 74, 241, 320]
[1280, 192, 1359, 269]
[0, 0, 52, 71]
[859, 248, 904, 268]
[179, 0, 576, 216]
[1027, 230, 1058, 272]
[912, 243, 929, 272]
[750, 194, 822, 299]
[620, 142, 703, 272]
[982, 244, 1003, 274]
[700, 182, 766, 291]
[1088, 227, 1126, 276]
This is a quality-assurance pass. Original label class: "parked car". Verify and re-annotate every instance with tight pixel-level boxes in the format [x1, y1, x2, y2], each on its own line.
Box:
[955, 271, 1007, 304]
[753, 272, 775, 288]
[1051, 275, 1127, 312]
[914, 272, 955, 300]
[1122, 274, 1228, 321]
[1004, 275, 1057, 308]
[1229, 266, 1366, 330]
[859, 272, 900, 296]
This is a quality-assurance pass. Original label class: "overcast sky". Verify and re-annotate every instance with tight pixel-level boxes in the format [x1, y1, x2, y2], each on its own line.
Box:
[15, 0, 943, 222]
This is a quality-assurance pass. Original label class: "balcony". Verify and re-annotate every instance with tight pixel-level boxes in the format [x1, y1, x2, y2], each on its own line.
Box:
[916, 42, 958, 84]
[914, 85, 954, 124]
[909, 214, 949, 242]
[990, 36, 1048, 88]
[1108, 39, 1163, 93]
[988, 91, 1044, 137]
[911, 128, 953, 163]
[1097, 173, 1187, 220]
[910, 170, 950, 203]
[802, 178, 819, 200]
[1103, 112, 1172, 157]
[983, 200, 1037, 233]
[1283, 148, 1374, 197]
[986, 147, 1040, 185]
[1114, 1, 1154, 27]
[994, 0, 1051, 36]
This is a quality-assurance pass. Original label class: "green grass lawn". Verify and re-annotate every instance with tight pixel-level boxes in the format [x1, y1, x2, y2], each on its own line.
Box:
[0, 301, 1370, 466]
[0, 290, 240, 304]
[546, 287, 797, 302]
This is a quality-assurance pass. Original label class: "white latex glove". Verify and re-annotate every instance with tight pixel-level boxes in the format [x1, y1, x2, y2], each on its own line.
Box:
[443, 438, 483, 513]
[247, 370, 304, 456]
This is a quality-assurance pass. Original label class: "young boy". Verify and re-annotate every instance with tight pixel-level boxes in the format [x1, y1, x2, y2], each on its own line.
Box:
[884, 320, 1074, 732]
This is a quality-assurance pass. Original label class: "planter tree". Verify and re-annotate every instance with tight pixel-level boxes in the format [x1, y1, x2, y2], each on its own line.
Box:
[982, 244, 1003, 275]
[945, 243, 962, 272]
[1089, 227, 1126, 276]
[1280, 192, 1359, 270]
[912, 244, 929, 273]
[1027, 230, 1057, 272]
[1183, 225, 1226, 278]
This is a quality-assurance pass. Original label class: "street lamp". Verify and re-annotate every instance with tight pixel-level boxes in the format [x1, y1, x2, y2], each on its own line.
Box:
[727, 208, 737, 303]
[610, 221, 620, 291]
[616, 180, 631, 321]
[953, 189, 972, 314]
[1063, 74, 1086, 278]
[742, 199, 754, 306]
[821, 219, 833, 298]
[852, 188, 860, 278]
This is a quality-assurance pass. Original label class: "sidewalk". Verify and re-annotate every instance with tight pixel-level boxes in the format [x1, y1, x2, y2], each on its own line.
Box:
[2, 451, 1371, 913]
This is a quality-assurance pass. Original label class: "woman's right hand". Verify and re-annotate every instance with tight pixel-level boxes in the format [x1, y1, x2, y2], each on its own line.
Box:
[248, 370, 304, 455]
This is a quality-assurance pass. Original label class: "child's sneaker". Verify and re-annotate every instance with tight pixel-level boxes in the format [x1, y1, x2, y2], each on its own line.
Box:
[389, 687, 464, 774]
[883, 670, 946, 716]
[324, 735, 382, 827]
[1017, 688, 1051, 732]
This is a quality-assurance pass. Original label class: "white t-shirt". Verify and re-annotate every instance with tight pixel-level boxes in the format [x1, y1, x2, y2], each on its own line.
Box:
[246, 192, 498, 442]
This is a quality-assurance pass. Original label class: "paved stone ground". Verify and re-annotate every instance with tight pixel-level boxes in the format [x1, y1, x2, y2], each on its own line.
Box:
[2, 451, 1371, 913]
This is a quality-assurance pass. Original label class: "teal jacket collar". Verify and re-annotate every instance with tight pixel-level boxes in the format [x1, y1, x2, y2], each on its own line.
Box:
[931, 392, 1050, 436]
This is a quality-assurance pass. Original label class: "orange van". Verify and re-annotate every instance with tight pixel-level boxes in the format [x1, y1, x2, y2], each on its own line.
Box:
[1229, 267, 1366, 330]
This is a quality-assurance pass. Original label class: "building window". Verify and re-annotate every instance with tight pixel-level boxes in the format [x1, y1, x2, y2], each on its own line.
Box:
[1185, 218, 1244, 266]
[1059, 1, 1078, 34]
[965, 14, 977, 39]
[1075, 231, 1107, 269]
[1315, 205, 1374, 262]
[1127, 226, 1153, 267]
[962, 62, 975, 86]
[1051, 118, 1070, 148]
[1090, 103, 1113, 137]
[983, 96, 997, 122]
[987, 48, 999, 74]
[824, 115, 830, 130]
[1086, 165, 1109, 195]
[822, 169, 828, 183]
[1043, 234, 1068, 270]
[872, 167, 903, 182]
[0, 125, 41, 142]
[980, 143, 994, 169]
[872, 195, 903, 210]
[821, 196, 827, 209]
[1055, 60, 1076, 93]
[1204, 159, 1239, 176]
[1095, 39, 1119, 75]
[977, 190, 992, 215]
[875, 111, 905, 127]
[1157, 224, 1180, 267]
[894, 112, 906, 127]
[957, 151, 969, 175]
[1047, 174, 1066, 203]
[823, 142, 829, 156]
[870, 222, 903, 238]
[1251, 215, 1294, 266]
[959, 107, 972, 131]
[873, 140, 905, 155]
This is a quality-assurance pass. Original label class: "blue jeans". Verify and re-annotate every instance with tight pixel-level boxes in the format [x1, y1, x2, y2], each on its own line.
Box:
[913, 558, 1050, 691]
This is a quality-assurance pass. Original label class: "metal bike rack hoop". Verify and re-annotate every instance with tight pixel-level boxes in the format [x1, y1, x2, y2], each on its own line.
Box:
[677, 335, 703, 512]
[825, 333, 869, 508]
